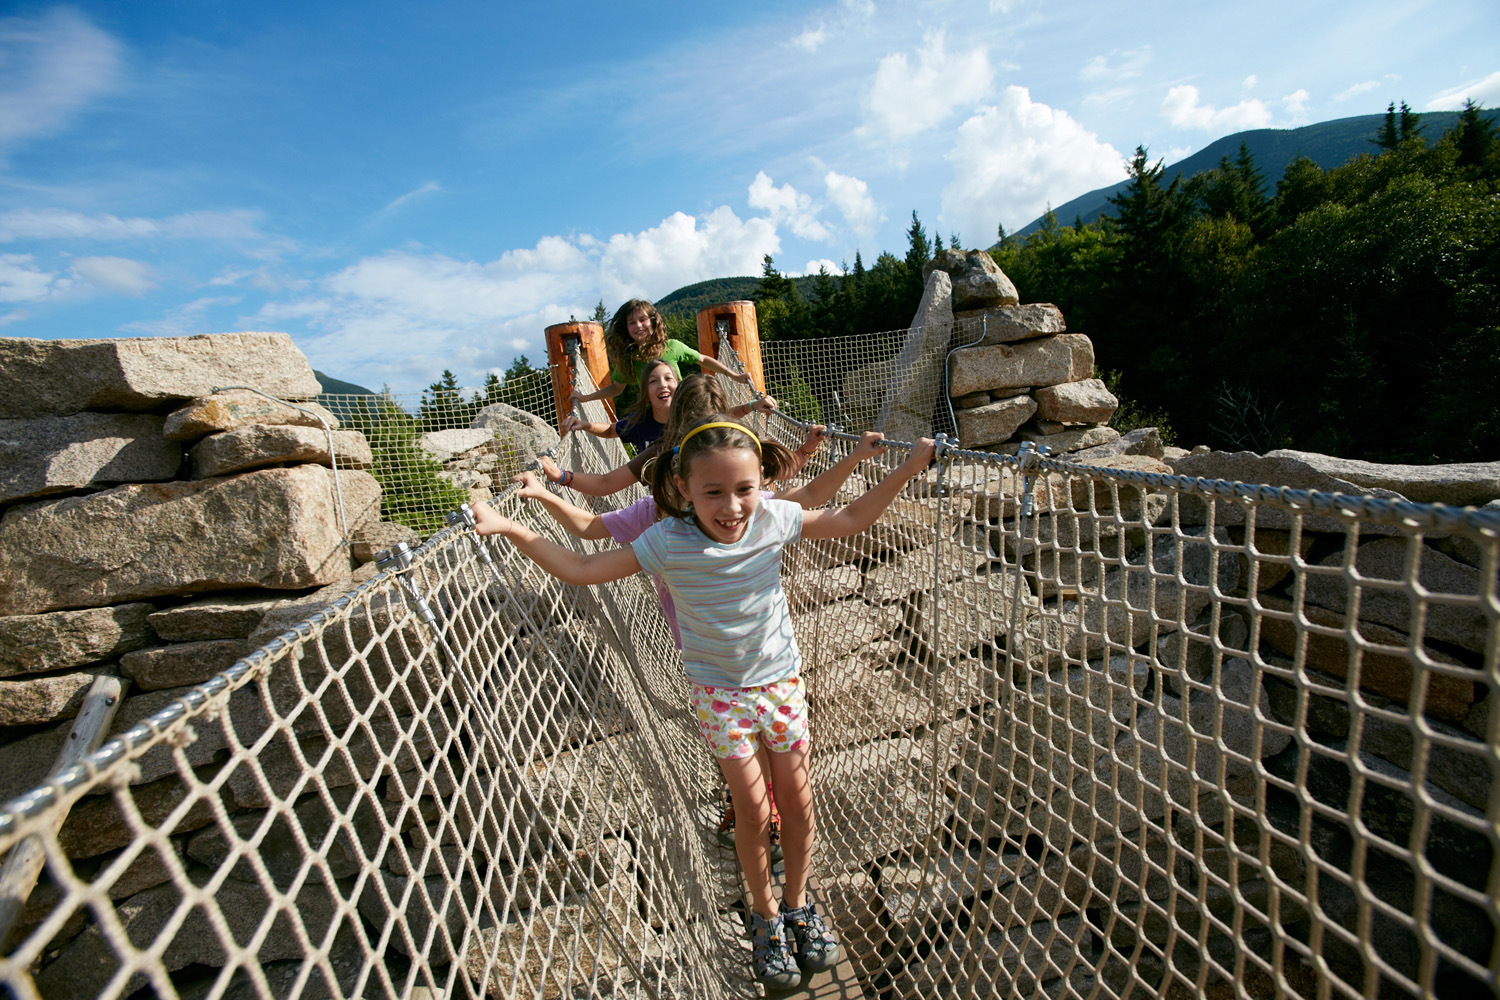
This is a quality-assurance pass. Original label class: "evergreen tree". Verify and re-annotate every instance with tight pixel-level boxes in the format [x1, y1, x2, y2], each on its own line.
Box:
[592, 300, 607, 324]
[1454, 99, 1497, 173]
[419, 369, 473, 431]
[904, 211, 932, 269]
[904, 210, 933, 307]
[753, 254, 797, 303]
[1398, 100, 1424, 142]
[1373, 102, 1400, 150]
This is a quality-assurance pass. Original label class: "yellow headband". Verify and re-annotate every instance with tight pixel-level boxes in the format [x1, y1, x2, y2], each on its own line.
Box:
[676, 420, 762, 456]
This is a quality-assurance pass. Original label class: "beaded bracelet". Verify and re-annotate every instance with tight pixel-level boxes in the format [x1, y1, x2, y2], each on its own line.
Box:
[559, 469, 575, 486]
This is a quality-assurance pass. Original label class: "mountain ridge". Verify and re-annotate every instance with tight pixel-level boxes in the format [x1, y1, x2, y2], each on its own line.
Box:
[1015, 108, 1495, 236]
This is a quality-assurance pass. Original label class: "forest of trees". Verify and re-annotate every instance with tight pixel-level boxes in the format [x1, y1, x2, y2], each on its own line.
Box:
[739, 101, 1500, 464]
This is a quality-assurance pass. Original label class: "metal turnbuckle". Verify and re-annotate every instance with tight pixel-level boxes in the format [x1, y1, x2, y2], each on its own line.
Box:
[1016, 441, 1051, 518]
[446, 504, 505, 583]
[375, 541, 441, 628]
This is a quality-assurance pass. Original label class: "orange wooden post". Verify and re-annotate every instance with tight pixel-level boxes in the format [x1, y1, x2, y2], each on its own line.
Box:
[695, 300, 765, 394]
[545, 321, 614, 424]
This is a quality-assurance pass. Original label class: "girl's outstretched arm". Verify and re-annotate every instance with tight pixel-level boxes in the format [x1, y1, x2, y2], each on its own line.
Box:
[801, 437, 937, 540]
[512, 471, 611, 540]
[698, 354, 755, 387]
[560, 413, 617, 438]
[728, 394, 777, 422]
[538, 454, 639, 498]
[777, 430, 885, 509]
[473, 504, 641, 585]
[572, 381, 625, 404]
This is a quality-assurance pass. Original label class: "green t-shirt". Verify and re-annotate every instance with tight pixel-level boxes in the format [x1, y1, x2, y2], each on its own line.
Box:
[609, 339, 703, 408]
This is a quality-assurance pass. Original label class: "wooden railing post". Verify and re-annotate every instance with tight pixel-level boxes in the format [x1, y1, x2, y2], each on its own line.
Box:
[545, 321, 613, 425]
[696, 301, 765, 394]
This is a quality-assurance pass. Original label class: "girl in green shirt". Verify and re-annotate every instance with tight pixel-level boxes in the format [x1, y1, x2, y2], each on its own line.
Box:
[573, 298, 752, 409]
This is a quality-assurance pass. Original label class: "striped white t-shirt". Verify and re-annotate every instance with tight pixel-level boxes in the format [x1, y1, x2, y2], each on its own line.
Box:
[632, 498, 803, 688]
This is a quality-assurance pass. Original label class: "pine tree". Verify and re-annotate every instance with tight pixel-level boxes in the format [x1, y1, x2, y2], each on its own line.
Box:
[592, 300, 607, 324]
[1454, 99, 1496, 172]
[904, 211, 932, 269]
[753, 254, 797, 303]
[1398, 100, 1423, 142]
[1373, 102, 1400, 150]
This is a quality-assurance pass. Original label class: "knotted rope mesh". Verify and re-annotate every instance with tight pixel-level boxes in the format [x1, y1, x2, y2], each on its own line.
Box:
[0, 327, 1497, 1000]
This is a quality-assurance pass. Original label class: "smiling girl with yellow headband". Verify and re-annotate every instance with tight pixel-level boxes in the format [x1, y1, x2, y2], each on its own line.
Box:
[474, 414, 937, 988]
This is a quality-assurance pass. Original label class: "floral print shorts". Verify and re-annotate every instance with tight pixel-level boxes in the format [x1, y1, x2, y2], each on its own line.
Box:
[689, 676, 810, 760]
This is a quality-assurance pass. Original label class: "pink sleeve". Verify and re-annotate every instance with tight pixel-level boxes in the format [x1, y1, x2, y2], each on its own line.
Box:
[599, 496, 657, 543]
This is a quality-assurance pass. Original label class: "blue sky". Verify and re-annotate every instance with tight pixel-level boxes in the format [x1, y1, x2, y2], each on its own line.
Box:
[2, 1, 1497, 392]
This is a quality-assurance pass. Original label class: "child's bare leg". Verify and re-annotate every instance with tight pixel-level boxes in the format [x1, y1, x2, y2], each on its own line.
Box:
[765, 740, 813, 909]
[718, 752, 777, 918]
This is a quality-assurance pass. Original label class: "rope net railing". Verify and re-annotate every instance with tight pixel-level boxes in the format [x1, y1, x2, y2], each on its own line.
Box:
[0, 331, 1497, 1000]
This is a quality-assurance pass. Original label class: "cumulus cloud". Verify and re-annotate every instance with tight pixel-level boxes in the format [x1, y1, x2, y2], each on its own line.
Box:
[793, 259, 845, 277]
[0, 7, 122, 153]
[251, 209, 781, 390]
[598, 207, 778, 302]
[1426, 70, 1500, 110]
[0, 253, 60, 302]
[1160, 84, 1273, 131]
[747, 172, 830, 241]
[1282, 88, 1311, 120]
[71, 255, 157, 295]
[1335, 80, 1380, 102]
[824, 170, 881, 238]
[862, 31, 993, 141]
[942, 85, 1126, 241]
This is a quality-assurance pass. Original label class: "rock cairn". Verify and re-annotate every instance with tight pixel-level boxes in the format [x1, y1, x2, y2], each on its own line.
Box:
[856, 249, 1134, 458]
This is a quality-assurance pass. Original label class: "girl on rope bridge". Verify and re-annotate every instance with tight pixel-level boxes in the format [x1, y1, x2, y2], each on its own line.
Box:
[538, 370, 830, 859]
[570, 298, 752, 413]
[475, 415, 937, 989]
[541, 371, 789, 497]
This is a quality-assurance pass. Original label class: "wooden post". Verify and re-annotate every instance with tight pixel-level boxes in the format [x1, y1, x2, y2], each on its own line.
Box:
[545, 321, 613, 425]
[0, 675, 127, 946]
[696, 301, 765, 394]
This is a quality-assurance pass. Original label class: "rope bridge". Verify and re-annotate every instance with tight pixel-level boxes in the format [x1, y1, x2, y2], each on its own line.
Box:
[1, 331, 1497, 1000]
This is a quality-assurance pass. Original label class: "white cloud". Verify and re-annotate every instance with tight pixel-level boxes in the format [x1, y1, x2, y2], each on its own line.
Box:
[71, 256, 157, 296]
[598, 207, 778, 302]
[942, 86, 1126, 241]
[1426, 70, 1500, 110]
[1243, 75, 1258, 90]
[0, 253, 62, 302]
[250, 210, 781, 390]
[0, 8, 122, 153]
[791, 25, 827, 52]
[793, 259, 845, 277]
[0, 208, 268, 243]
[824, 170, 881, 238]
[862, 31, 993, 141]
[1282, 88, 1311, 120]
[378, 181, 443, 217]
[1079, 48, 1150, 83]
[1335, 80, 1380, 102]
[747, 171, 829, 241]
[0, 308, 27, 327]
[1160, 84, 1273, 131]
